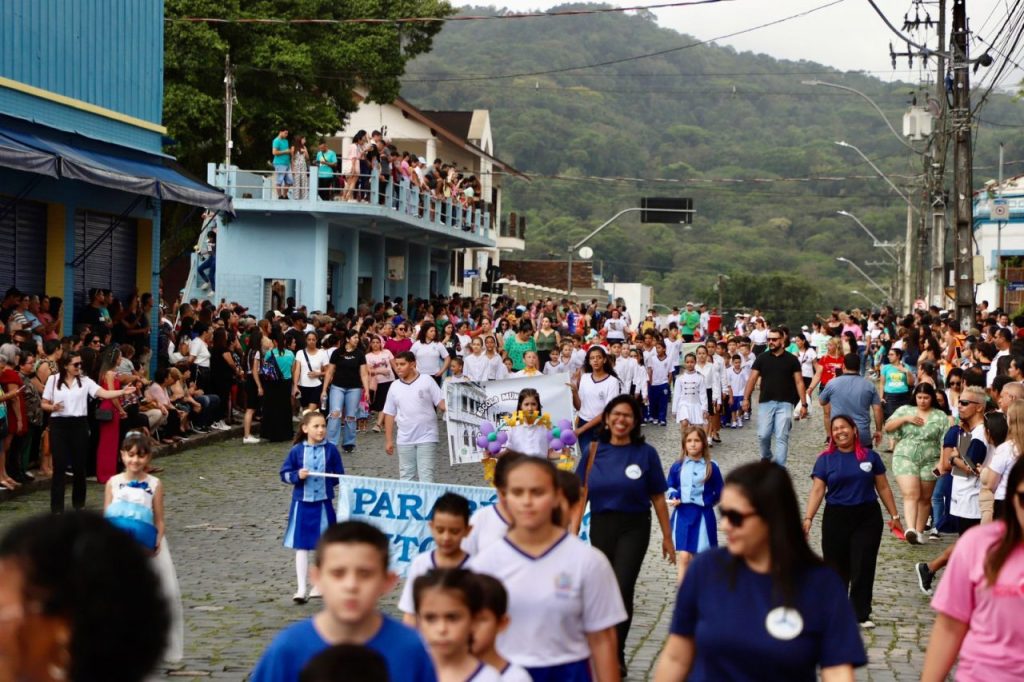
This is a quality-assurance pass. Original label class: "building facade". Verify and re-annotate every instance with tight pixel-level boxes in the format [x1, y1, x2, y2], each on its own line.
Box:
[0, 0, 228, 339]
[973, 175, 1024, 311]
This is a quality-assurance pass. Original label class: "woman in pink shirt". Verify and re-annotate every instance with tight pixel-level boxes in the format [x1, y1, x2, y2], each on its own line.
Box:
[922, 456, 1024, 681]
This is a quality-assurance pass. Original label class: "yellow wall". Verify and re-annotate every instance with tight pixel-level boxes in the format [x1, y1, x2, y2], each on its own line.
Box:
[45, 203, 65, 295]
[136, 219, 152, 293]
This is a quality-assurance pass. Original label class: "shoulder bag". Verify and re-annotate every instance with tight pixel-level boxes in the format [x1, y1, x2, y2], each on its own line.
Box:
[260, 351, 283, 382]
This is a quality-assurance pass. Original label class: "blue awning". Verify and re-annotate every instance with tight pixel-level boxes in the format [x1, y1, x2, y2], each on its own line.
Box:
[0, 114, 232, 213]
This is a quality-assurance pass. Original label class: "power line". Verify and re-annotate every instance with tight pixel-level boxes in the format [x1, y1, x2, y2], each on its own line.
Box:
[165, 1, 737, 26]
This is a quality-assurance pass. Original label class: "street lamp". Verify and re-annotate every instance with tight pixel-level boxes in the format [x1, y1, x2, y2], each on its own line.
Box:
[834, 142, 918, 213]
[836, 257, 889, 299]
[850, 289, 881, 309]
[836, 211, 899, 263]
[803, 80, 923, 154]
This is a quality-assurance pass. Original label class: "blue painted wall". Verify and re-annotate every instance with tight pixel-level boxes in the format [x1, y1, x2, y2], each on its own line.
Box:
[0, 0, 164, 150]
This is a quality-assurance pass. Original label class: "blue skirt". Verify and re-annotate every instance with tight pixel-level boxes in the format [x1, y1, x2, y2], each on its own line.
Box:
[283, 499, 336, 550]
[526, 659, 591, 682]
[671, 503, 715, 554]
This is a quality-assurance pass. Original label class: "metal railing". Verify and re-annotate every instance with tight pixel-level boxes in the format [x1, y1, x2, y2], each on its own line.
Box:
[210, 165, 491, 238]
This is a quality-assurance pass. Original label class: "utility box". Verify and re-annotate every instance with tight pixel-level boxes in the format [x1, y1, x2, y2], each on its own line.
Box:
[903, 106, 934, 141]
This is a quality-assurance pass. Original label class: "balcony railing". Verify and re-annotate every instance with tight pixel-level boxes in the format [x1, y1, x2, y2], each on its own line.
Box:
[209, 165, 492, 239]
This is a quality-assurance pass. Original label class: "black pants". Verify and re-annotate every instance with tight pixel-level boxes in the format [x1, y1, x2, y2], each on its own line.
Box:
[50, 417, 90, 514]
[822, 502, 882, 622]
[589, 510, 651, 665]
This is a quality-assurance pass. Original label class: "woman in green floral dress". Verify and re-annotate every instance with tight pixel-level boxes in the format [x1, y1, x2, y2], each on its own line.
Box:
[883, 383, 951, 544]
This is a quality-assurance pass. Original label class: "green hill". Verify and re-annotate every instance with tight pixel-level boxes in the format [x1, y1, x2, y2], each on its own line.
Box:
[401, 4, 1024, 319]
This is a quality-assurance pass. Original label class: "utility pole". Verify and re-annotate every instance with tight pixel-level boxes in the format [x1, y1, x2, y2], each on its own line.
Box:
[951, 0, 975, 331]
[929, 0, 949, 308]
[224, 52, 234, 168]
[717, 274, 726, 311]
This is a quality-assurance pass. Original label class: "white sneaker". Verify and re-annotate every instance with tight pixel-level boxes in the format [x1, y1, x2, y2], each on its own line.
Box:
[292, 590, 308, 604]
[859, 620, 876, 629]
[199, 282, 210, 291]
[242, 436, 261, 444]
[210, 421, 230, 431]
[308, 585, 322, 599]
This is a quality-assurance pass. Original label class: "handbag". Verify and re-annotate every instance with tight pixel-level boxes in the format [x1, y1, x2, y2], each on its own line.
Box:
[571, 441, 599, 533]
[95, 407, 114, 422]
[259, 352, 283, 382]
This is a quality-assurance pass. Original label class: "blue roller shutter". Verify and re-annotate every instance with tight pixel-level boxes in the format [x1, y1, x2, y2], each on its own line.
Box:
[0, 196, 47, 295]
[73, 210, 137, 311]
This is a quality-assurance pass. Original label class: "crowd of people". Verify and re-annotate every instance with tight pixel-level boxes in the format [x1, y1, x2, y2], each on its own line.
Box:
[270, 128, 485, 227]
[2, 282, 1024, 681]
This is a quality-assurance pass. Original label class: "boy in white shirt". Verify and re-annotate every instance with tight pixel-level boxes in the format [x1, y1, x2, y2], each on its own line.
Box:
[383, 352, 446, 482]
[725, 354, 750, 428]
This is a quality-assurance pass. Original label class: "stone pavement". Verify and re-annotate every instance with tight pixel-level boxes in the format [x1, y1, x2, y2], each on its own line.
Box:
[0, 406, 946, 681]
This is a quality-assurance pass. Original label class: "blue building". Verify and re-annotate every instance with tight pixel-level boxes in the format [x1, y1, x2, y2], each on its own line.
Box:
[202, 96, 525, 315]
[0, 0, 229, 340]
[973, 174, 1024, 310]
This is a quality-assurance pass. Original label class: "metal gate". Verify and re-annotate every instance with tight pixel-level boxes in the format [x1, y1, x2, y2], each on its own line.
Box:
[0, 196, 47, 295]
[73, 209, 137, 311]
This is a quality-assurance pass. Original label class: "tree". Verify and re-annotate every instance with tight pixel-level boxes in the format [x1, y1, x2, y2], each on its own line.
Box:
[163, 0, 455, 174]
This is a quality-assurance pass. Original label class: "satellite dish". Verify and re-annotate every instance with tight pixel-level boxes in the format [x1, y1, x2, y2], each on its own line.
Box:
[578, 246, 594, 259]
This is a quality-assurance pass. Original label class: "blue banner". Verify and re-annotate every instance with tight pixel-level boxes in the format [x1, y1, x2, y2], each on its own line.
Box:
[335, 475, 589, 577]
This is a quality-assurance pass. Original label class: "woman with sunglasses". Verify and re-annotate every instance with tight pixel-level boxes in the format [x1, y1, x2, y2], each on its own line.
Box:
[654, 461, 866, 681]
[922, 457, 1024, 681]
[884, 383, 949, 544]
[804, 415, 902, 628]
[41, 351, 136, 513]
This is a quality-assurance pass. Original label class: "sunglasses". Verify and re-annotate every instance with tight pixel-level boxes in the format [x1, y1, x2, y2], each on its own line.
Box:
[69, 362, 82, 368]
[767, 337, 782, 341]
[948, 381, 962, 388]
[959, 400, 981, 407]
[719, 508, 758, 527]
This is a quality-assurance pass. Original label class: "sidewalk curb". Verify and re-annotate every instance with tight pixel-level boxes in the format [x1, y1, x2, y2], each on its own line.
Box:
[0, 425, 245, 504]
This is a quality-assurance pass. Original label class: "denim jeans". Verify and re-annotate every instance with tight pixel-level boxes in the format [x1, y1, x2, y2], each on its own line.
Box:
[931, 473, 955, 533]
[396, 442, 437, 482]
[195, 394, 221, 426]
[197, 254, 216, 289]
[328, 386, 363, 448]
[757, 400, 794, 466]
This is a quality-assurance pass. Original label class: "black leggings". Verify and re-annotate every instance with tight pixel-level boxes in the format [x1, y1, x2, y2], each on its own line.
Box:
[589, 510, 651, 665]
[49, 417, 90, 514]
[822, 502, 882, 622]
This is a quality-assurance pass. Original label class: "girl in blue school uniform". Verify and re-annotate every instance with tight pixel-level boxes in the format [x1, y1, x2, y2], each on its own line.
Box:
[280, 410, 345, 604]
[667, 426, 724, 584]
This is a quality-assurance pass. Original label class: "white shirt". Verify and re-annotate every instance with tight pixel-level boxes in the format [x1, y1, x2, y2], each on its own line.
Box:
[951, 423, 987, 519]
[456, 333, 472, 357]
[461, 504, 509, 556]
[602, 318, 627, 340]
[382, 374, 443, 445]
[189, 337, 211, 368]
[577, 373, 623, 422]
[462, 353, 490, 382]
[749, 328, 768, 345]
[646, 354, 673, 385]
[798, 348, 817, 379]
[398, 550, 469, 614]
[988, 349, 1009, 387]
[726, 366, 750, 397]
[986, 441, 1019, 500]
[468, 534, 626, 668]
[664, 337, 683, 368]
[543, 358, 570, 375]
[483, 353, 508, 381]
[411, 341, 449, 376]
[695, 361, 721, 403]
[569, 348, 587, 375]
[505, 424, 551, 458]
[43, 374, 101, 418]
[499, 663, 533, 682]
[294, 348, 331, 388]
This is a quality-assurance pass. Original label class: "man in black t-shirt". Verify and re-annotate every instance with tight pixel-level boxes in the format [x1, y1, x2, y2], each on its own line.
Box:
[741, 327, 807, 466]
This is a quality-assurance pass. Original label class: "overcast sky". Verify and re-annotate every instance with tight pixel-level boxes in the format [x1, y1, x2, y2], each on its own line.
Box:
[492, 0, 1021, 88]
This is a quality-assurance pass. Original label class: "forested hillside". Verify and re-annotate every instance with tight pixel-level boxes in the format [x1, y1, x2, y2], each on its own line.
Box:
[402, 4, 1024, 318]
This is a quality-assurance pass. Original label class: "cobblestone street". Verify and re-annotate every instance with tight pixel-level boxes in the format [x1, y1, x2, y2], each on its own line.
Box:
[0, 407, 946, 680]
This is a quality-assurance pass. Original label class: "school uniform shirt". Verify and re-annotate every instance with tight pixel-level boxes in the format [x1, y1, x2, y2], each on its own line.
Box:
[411, 341, 448, 376]
[498, 662, 533, 682]
[810, 450, 885, 506]
[664, 337, 683, 369]
[506, 423, 551, 458]
[725, 367, 749, 398]
[931, 520, 1024, 681]
[569, 348, 587, 375]
[670, 548, 866, 681]
[295, 348, 331, 388]
[647, 354, 674, 386]
[462, 353, 490, 382]
[461, 503, 509, 556]
[382, 374, 443, 445]
[398, 550, 470, 614]
[577, 373, 623, 422]
[695, 361, 721, 404]
[486, 353, 509, 380]
[456, 333, 472, 357]
[543, 358, 570, 375]
[250, 614, 436, 682]
[468, 533, 627, 668]
[578, 441, 667, 514]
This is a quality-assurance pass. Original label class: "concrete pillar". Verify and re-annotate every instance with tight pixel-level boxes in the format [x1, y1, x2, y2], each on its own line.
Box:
[63, 204, 76, 332]
[408, 243, 430, 300]
[370, 233, 386, 304]
[340, 226, 359, 313]
[437, 250, 452, 296]
[312, 218, 329, 312]
[426, 138, 437, 165]
[149, 199, 161, 374]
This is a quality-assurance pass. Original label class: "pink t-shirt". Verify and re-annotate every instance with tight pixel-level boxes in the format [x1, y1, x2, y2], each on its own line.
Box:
[931, 521, 1024, 681]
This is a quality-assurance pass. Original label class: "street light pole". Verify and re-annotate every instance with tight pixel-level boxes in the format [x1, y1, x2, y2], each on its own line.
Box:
[836, 210, 900, 262]
[837, 257, 890, 299]
[803, 80, 922, 154]
[566, 206, 695, 293]
[851, 289, 881, 309]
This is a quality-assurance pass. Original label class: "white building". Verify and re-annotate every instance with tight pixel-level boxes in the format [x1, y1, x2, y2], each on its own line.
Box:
[974, 174, 1024, 310]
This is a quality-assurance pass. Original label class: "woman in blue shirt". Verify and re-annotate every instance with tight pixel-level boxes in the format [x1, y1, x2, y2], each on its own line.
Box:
[654, 461, 866, 682]
[577, 394, 674, 678]
[803, 415, 903, 628]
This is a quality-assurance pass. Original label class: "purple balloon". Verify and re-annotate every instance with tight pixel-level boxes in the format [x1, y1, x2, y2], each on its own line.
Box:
[479, 421, 495, 435]
[561, 431, 578, 446]
[557, 418, 573, 431]
[496, 431, 509, 444]
[476, 435, 489, 449]
[487, 441, 502, 455]
[549, 438, 564, 451]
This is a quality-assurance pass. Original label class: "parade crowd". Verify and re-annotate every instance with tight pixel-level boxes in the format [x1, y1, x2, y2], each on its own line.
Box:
[1, 284, 1023, 682]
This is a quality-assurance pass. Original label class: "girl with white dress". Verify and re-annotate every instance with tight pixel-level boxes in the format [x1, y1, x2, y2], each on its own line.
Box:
[502, 389, 555, 459]
[673, 353, 708, 433]
[462, 337, 490, 382]
[103, 432, 184, 663]
[694, 346, 722, 445]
